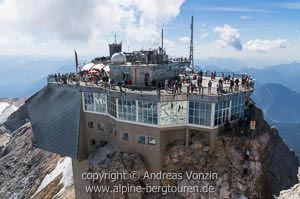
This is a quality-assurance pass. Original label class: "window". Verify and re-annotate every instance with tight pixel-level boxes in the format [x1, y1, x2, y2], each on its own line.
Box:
[214, 100, 230, 126]
[138, 101, 158, 125]
[83, 92, 106, 113]
[94, 93, 106, 113]
[90, 139, 96, 145]
[107, 96, 117, 118]
[138, 135, 146, 144]
[189, 102, 212, 126]
[148, 137, 156, 145]
[122, 132, 129, 140]
[231, 97, 245, 120]
[84, 92, 94, 111]
[98, 123, 104, 130]
[118, 98, 136, 122]
[88, 121, 94, 128]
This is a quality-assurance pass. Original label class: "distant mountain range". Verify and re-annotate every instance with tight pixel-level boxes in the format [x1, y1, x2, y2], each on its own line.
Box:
[238, 62, 300, 92]
[252, 83, 300, 123]
[0, 57, 74, 97]
[252, 83, 300, 154]
[275, 123, 300, 155]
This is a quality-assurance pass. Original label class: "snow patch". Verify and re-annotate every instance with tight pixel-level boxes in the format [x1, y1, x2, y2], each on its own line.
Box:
[0, 133, 11, 147]
[0, 103, 20, 124]
[0, 102, 9, 113]
[32, 157, 73, 197]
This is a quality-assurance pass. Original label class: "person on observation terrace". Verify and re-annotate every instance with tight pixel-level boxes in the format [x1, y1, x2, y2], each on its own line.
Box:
[208, 80, 212, 95]
[235, 78, 240, 91]
[230, 78, 234, 92]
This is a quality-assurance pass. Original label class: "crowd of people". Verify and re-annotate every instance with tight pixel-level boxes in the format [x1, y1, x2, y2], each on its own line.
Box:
[49, 69, 254, 96]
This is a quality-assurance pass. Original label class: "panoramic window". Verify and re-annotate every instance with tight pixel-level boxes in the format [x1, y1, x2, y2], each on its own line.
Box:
[148, 137, 156, 145]
[107, 96, 117, 118]
[83, 92, 106, 113]
[138, 135, 146, 144]
[83, 92, 94, 111]
[118, 98, 136, 122]
[231, 97, 245, 120]
[138, 101, 158, 125]
[94, 93, 106, 113]
[214, 100, 230, 126]
[189, 102, 212, 126]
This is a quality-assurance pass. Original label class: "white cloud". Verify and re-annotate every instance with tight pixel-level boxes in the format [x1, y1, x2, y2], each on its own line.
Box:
[277, 2, 300, 10]
[0, 0, 185, 46]
[164, 39, 175, 47]
[240, 15, 251, 20]
[192, 6, 271, 13]
[200, 23, 210, 39]
[214, 24, 243, 50]
[244, 39, 288, 52]
[179, 36, 190, 42]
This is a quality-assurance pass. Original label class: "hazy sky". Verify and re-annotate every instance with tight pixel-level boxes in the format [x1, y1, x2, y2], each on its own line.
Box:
[0, 0, 300, 65]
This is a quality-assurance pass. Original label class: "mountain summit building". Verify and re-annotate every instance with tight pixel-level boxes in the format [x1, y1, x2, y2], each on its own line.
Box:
[26, 40, 254, 198]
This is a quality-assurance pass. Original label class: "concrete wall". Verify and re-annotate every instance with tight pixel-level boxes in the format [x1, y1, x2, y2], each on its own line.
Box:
[79, 112, 162, 171]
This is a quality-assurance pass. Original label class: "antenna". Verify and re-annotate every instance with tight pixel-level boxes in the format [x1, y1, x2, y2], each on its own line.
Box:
[161, 28, 164, 52]
[114, 34, 117, 44]
[189, 16, 194, 72]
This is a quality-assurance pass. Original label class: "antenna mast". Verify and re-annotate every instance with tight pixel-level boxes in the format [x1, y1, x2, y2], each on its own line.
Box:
[189, 16, 194, 72]
[161, 28, 164, 52]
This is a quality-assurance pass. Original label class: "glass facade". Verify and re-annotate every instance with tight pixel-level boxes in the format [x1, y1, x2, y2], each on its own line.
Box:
[107, 96, 117, 118]
[118, 98, 136, 122]
[138, 101, 158, 125]
[94, 93, 106, 112]
[189, 102, 212, 126]
[214, 100, 230, 126]
[84, 92, 94, 111]
[231, 97, 245, 120]
[84, 92, 106, 113]
[83, 92, 246, 128]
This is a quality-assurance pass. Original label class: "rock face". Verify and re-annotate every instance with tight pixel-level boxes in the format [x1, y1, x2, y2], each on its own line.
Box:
[87, 105, 298, 199]
[277, 168, 300, 199]
[0, 100, 75, 199]
[0, 122, 60, 198]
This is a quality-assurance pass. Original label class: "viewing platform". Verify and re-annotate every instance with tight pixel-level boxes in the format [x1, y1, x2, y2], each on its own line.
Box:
[47, 72, 254, 102]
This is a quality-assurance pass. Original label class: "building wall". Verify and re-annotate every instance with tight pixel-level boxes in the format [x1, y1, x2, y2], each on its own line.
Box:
[80, 112, 162, 171]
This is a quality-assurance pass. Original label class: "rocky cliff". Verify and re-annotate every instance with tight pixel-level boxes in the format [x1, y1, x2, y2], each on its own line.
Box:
[0, 99, 75, 199]
[87, 105, 299, 199]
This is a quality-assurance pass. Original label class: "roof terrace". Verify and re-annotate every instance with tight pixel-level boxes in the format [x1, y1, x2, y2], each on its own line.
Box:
[47, 71, 254, 98]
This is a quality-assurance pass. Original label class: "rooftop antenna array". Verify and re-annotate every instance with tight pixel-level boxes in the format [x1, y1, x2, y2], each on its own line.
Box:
[189, 16, 194, 72]
[161, 28, 164, 53]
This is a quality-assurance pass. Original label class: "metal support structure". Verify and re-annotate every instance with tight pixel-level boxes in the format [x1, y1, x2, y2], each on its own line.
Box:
[161, 28, 164, 52]
[189, 16, 194, 72]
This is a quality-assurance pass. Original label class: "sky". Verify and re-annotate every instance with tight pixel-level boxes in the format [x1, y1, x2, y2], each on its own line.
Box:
[0, 0, 300, 66]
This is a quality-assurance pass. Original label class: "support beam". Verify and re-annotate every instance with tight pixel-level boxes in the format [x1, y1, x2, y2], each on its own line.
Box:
[185, 128, 190, 147]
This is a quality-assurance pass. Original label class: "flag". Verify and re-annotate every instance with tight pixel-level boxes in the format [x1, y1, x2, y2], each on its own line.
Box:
[74, 49, 79, 73]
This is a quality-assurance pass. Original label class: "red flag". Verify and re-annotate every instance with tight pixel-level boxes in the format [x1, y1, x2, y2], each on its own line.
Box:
[74, 49, 79, 73]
